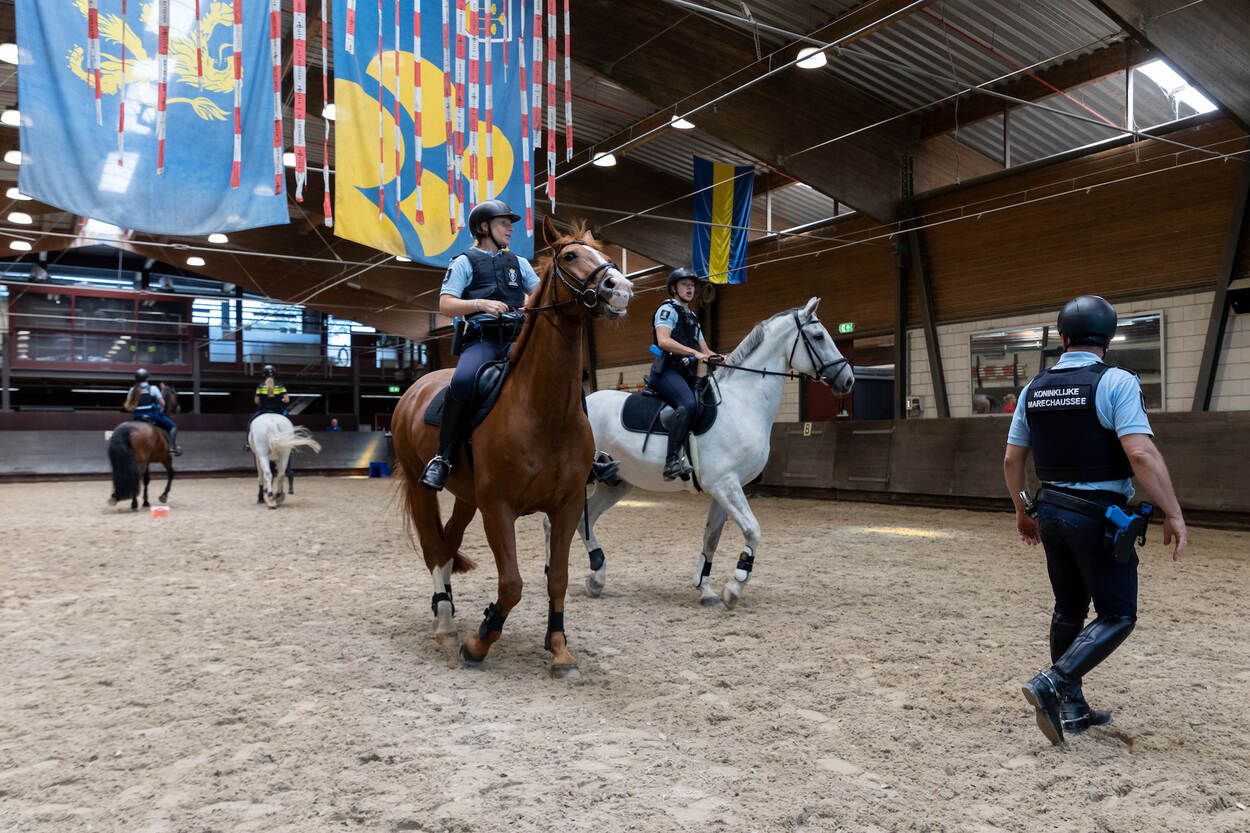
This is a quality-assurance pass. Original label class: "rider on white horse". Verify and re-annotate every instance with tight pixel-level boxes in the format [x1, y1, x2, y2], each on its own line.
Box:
[649, 268, 721, 481]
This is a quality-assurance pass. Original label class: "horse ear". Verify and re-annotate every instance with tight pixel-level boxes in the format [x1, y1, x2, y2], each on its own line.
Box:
[541, 216, 561, 248]
[580, 227, 596, 245]
[803, 297, 821, 317]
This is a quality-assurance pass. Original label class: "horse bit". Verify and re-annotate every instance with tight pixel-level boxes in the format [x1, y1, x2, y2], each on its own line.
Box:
[524, 240, 619, 313]
[714, 312, 851, 382]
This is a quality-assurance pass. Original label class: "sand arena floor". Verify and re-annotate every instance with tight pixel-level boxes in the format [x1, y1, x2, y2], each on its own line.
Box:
[1, 475, 1248, 833]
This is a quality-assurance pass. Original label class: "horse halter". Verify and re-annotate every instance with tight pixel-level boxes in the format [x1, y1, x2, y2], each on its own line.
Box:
[787, 312, 850, 381]
[528, 240, 620, 313]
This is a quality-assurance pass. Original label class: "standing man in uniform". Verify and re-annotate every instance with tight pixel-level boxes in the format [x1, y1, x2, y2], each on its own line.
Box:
[1003, 295, 1187, 745]
[419, 200, 540, 491]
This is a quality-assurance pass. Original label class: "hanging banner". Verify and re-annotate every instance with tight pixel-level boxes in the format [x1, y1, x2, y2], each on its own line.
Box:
[15, 0, 288, 235]
[692, 156, 754, 285]
[332, 0, 532, 266]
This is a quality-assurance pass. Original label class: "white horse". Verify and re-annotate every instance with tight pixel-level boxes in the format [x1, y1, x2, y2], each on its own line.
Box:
[551, 297, 854, 608]
[248, 413, 322, 508]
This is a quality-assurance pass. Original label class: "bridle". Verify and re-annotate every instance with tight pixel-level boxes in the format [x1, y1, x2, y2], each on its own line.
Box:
[714, 312, 851, 383]
[525, 240, 619, 313]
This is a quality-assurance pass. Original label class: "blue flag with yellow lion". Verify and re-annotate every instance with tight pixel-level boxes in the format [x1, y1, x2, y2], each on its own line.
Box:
[333, 0, 532, 267]
[15, 0, 287, 235]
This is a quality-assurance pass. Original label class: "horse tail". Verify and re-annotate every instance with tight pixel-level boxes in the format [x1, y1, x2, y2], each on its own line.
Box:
[267, 423, 322, 457]
[108, 424, 140, 501]
[392, 463, 476, 574]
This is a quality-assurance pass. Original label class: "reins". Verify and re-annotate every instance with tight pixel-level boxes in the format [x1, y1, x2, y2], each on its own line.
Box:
[711, 312, 851, 382]
[523, 241, 618, 314]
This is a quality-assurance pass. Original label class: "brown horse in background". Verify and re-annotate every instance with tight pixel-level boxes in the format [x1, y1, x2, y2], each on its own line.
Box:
[391, 219, 634, 677]
[107, 421, 175, 510]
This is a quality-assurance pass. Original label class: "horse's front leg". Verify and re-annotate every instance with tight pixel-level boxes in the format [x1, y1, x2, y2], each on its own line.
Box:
[709, 483, 762, 609]
[460, 505, 522, 668]
[159, 464, 174, 504]
[141, 468, 151, 508]
[430, 498, 477, 642]
[543, 498, 585, 678]
[548, 480, 632, 598]
[693, 500, 729, 607]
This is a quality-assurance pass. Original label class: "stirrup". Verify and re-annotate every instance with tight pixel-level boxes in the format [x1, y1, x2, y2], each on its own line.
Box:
[419, 455, 451, 490]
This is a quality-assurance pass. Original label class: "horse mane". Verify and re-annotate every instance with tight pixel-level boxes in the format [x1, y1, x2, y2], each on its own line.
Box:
[719, 308, 798, 377]
[508, 221, 601, 363]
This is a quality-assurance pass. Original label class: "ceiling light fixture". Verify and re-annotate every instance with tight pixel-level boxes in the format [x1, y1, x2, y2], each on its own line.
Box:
[592, 152, 617, 167]
[8, 211, 33, 224]
[6, 187, 31, 200]
[396, 255, 411, 262]
[322, 103, 336, 121]
[4, 149, 22, 165]
[9, 240, 31, 251]
[0, 43, 18, 65]
[1, 109, 20, 127]
[669, 115, 694, 130]
[186, 256, 206, 267]
[796, 47, 827, 70]
[208, 233, 229, 244]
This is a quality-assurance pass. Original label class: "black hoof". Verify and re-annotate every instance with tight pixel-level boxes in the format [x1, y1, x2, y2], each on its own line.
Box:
[459, 643, 485, 669]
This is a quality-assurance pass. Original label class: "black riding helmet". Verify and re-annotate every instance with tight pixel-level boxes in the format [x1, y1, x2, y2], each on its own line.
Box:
[1057, 295, 1117, 347]
[666, 267, 698, 296]
[262, 364, 277, 378]
[134, 368, 149, 383]
[467, 199, 521, 238]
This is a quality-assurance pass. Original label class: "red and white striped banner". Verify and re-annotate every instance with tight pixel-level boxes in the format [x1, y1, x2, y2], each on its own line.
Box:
[87, 0, 101, 125]
[392, 0, 402, 216]
[156, 0, 170, 174]
[562, 0, 572, 162]
[531, 0, 541, 149]
[501, 0, 509, 80]
[454, 0, 466, 216]
[442, 0, 456, 233]
[269, 0, 283, 195]
[230, 0, 242, 188]
[376, 0, 384, 218]
[293, 0, 308, 201]
[345, 0, 356, 53]
[467, 0, 480, 207]
[321, 0, 333, 225]
[194, 0, 204, 88]
[413, 1, 424, 225]
[484, 1, 495, 200]
[544, 0, 556, 206]
[117, 0, 127, 161]
[517, 36, 532, 234]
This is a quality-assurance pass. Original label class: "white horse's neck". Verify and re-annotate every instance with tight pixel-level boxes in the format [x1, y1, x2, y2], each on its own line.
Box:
[714, 318, 796, 428]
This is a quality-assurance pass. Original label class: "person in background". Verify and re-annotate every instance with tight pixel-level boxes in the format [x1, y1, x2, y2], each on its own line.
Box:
[124, 368, 182, 455]
[246, 364, 290, 450]
[328, 418, 343, 431]
[1003, 393, 1017, 414]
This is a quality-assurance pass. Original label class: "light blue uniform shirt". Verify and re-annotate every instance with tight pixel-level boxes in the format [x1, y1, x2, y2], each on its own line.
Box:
[1007, 351, 1153, 499]
[439, 247, 541, 298]
[653, 302, 704, 341]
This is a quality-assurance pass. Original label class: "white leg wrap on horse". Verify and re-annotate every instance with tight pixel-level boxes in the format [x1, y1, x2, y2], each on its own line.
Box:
[693, 553, 713, 587]
[733, 546, 755, 584]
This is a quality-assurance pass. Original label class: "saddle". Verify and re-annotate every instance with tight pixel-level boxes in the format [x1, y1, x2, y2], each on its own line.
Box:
[423, 358, 512, 429]
[621, 375, 720, 439]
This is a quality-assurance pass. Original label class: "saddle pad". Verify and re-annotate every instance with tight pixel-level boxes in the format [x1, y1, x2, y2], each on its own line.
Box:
[620, 391, 717, 436]
[423, 359, 512, 428]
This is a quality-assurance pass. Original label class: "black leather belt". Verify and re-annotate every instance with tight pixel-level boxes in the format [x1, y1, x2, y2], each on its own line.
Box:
[1036, 485, 1126, 519]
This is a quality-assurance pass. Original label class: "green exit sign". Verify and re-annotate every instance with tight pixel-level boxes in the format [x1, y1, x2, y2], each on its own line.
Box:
[837, 322, 855, 334]
[387, 385, 401, 393]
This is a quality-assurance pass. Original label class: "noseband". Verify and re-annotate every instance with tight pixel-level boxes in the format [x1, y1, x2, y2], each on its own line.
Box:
[787, 312, 851, 381]
[527, 240, 619, 313]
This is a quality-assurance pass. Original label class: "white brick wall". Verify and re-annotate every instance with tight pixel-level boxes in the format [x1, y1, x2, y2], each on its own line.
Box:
[905, 290, 1250, 417]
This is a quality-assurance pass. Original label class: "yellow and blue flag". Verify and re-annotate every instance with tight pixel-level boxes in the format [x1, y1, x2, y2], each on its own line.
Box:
[692, 156, 753, 285]
[333, 0, 531, 267]
[15, 0, 288, 235]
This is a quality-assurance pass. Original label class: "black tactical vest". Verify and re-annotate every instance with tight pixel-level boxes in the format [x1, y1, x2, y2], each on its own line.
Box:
[653, 300, 700, 351]
[456, 248, 527, 310]
[1024, 362, 1133, 482]
[135, 385, 157, 413]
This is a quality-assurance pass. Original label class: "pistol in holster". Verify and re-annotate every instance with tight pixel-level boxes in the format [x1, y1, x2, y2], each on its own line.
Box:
[1103, 502, 1154, 564]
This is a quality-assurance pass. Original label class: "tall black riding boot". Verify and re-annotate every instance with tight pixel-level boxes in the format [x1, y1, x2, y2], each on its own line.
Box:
[1050, 616, 1111, 734]
[662, 406, 694, 481]
[1024, 614, 1134, 745]
[419, 394, 472, 491]
[168, 426, 183, 456]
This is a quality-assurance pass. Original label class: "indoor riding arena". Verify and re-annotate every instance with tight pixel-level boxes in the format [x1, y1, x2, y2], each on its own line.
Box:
[2, 1, 1249, 832]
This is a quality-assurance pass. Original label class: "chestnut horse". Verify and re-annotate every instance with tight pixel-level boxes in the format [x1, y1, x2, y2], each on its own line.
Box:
[391, 220, 633, 677]
[107, 421, 175, 510]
